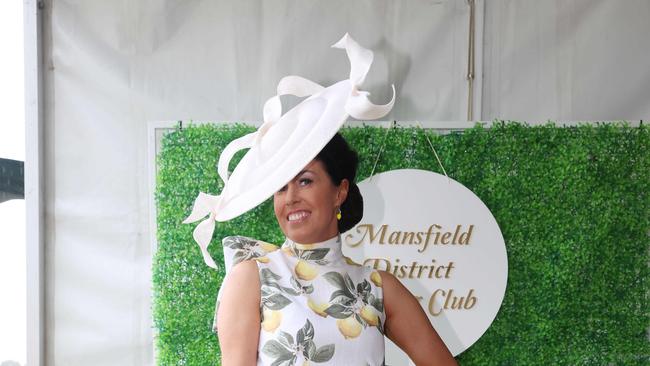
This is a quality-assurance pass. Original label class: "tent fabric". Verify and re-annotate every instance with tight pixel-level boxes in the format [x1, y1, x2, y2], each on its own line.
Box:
[482, 0, 650, 121]
[42, 0, 650, 365]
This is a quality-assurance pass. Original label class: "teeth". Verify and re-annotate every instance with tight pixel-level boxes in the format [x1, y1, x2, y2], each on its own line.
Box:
[288, 211, 310, 221]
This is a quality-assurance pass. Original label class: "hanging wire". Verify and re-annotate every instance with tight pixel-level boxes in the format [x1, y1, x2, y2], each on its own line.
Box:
[416, 121, 451, 184]
[466, 0, 476, 121]
[369, 120, 396, 180]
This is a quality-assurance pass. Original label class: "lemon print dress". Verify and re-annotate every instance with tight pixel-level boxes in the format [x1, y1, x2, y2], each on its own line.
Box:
[215, 233, 386, 365]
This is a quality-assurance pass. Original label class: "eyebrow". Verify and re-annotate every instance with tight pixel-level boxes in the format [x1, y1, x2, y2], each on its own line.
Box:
[295, 169, 314, 178]
[276, 170, 315, 191]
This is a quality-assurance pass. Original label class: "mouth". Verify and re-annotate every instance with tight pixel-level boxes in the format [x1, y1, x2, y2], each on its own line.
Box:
[287, 210, 311, 224]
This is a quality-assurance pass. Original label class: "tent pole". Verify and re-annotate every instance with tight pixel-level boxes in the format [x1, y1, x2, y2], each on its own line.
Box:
[25, 0, 45, 365]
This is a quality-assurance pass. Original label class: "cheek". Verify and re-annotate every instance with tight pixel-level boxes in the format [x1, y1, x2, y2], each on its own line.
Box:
[273, 197, 282, 220]
[314, 189, 336, 213]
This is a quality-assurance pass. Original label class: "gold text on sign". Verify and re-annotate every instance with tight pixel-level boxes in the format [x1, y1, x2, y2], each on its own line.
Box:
[427, 288, 477, 316]
[363, 258, 455, 280]
[345, 224, 474, 252]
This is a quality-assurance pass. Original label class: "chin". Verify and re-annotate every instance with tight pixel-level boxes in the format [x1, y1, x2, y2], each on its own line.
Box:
[285, 227, 321, 244]
[281, 218, 335, 244]
[283, 219, 308, 237]
[285, 230, 311, 244]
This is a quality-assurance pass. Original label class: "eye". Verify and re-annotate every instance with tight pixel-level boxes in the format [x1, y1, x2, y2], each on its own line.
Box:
[277, 185, 287, 193]
[299, 178, 312, 186]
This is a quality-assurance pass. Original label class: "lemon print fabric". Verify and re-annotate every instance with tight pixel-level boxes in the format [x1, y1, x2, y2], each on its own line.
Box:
[321, 271, 385, 337]
[262, 319, 335, 365]
[295, 260, 318, 280]
[221, 236, 278, 267]
[216, 234, 387, 365]
[261, 308, 283, 333]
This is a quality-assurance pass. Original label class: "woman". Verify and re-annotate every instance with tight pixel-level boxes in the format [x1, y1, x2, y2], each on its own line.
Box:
[183, 33, 457, 365]
[216, 133, 458, 365]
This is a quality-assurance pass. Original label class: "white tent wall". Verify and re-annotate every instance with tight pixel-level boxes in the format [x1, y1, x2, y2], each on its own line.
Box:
[39, 0, 649, 365]
[482, 0, 650, 121]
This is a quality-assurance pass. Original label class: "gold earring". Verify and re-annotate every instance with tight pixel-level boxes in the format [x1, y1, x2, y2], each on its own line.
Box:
[336, 207, 342, 220]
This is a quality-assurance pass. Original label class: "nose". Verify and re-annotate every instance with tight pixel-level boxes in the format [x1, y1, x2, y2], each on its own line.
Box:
[284, 182, 300, 206]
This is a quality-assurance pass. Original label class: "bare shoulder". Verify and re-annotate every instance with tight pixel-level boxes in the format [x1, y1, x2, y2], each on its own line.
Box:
[216, 259, 260, 330]
[376, 270, 418, 315]
[220, 259, 260, 300]
[377, 270, 410, 296]
[376, 270, 398, 286]
[216, 259, 261, 364]
[229, 258, 260, 278]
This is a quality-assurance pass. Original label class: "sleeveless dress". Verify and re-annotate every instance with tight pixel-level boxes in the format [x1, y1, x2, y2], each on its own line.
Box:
[215, 233, 386, 365]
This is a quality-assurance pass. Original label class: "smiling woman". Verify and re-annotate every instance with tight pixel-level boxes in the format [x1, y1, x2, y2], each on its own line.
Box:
[184, 33, 456, 365]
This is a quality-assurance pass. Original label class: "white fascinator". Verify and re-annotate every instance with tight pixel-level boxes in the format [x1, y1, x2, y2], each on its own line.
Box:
[184, 33, 395, 269]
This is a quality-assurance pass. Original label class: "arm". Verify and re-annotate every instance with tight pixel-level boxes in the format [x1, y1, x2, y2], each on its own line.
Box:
[216, 260, 261, 366]
[380, 271, 458, 366]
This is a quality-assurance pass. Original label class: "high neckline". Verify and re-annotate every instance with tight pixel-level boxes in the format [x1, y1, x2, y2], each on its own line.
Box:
[281, 233, 344, 266]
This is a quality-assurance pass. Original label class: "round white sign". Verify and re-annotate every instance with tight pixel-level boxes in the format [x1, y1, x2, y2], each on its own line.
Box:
[341, 169, 508, 362]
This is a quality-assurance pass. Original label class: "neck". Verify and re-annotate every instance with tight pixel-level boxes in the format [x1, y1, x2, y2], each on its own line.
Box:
[282, 232, 343, 265]
[288, 232, 340, 246]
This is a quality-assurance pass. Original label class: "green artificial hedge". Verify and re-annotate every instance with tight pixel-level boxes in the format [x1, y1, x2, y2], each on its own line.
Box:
[153, 121, 649, 365]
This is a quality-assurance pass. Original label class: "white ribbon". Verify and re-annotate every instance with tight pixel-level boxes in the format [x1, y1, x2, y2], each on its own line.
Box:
[184, 33, 395, 270]
[332, 33, 396, 120]
[182, 192, 223, 269]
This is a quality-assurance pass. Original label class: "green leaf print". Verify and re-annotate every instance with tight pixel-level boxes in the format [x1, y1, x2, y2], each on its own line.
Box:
[322, 272, 355, 299]
[262, 339, 292, 359]
[343, 274, 356, 294]
[329, 289, 347, 300]
[261, 268, 302, 295]
[357, 280, 371, 297]
[225, 236, 271, 265]
[304, 339, 316, 359]
[324, 304, 354, 319]
[260, 268, 282, 282]
[298, 248, 329, 261]
[289, 276, 314, 295]
[270, 355, 294, 366]
[223, 236, 255, 250]
[232, 250, 248, 264]
[371, 296, 384, 313]
[312, 344, 335, 363]
[321, 271, 385, 338]
[259, 268, 304, 312]
[277, 331, 294, 348]
[263, 293, 292, 310]
[296, 318, 315, 344]
[262, 319, 335, 365]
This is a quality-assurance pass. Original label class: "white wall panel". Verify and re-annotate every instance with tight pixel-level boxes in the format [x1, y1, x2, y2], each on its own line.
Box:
[482, 0, 650, 121]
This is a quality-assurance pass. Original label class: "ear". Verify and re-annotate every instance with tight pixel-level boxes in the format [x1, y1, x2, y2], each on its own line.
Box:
[336, 179, 350, 206]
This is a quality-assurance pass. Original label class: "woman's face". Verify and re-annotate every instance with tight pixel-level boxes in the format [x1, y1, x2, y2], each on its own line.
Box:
[273, 159, 349, 244]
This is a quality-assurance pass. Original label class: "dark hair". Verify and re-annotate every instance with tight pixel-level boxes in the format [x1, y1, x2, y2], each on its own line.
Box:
[315, 132, 363, 233]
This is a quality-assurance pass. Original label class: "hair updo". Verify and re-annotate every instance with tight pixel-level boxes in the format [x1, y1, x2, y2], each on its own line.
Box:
[315, 132, 363, 233]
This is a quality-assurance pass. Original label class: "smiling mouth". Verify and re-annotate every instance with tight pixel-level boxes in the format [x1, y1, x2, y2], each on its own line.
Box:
[287, 210, 311, 223]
